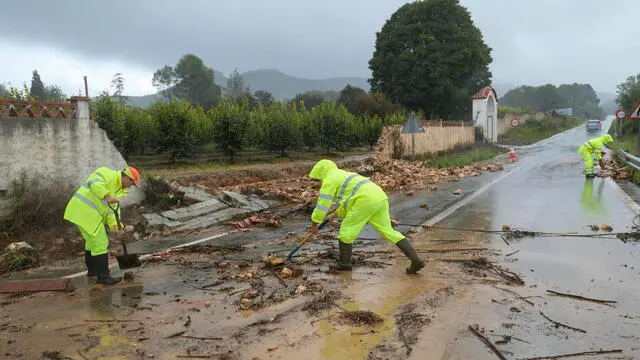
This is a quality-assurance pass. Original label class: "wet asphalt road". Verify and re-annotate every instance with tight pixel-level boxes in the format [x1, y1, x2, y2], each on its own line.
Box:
[431, 118, 640, 358]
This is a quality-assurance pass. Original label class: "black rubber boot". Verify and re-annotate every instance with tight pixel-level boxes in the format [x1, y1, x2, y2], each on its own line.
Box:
[85, 250, 97, 278]
[94, 254, 122, 285]
[396, 239, 425, 274]
[329, 241, 353, 271]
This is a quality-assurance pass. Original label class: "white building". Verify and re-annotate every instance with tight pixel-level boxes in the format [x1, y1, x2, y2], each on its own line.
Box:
[471, 87, 499, 143]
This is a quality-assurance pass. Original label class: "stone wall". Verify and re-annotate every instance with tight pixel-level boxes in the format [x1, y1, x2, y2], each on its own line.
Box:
[0, 97, 142, 217]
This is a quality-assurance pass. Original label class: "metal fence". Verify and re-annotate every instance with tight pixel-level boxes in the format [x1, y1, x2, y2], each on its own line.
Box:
[617, 149, 640, 171]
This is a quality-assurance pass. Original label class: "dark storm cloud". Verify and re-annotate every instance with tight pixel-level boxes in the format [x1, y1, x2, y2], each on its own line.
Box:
[0, 0, 406, 78]
[0, 0, 638, 91]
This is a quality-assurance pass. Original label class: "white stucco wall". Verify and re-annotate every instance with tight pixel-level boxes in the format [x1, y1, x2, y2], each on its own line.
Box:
[0, 99, 143, 217]
[472, 95, 498, 143]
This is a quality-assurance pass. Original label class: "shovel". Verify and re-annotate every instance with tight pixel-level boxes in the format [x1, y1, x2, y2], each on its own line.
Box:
[109, 203, 142, 269]
[286, 211, 336, 260]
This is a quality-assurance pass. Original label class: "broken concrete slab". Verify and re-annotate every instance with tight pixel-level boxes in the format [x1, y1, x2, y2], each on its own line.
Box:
[220, 190, 252, 208]
[161, 198, 229, 222]
[177, 185, 216, 202]
[143, 213, 183, 230]
[176, 207, 251, 231]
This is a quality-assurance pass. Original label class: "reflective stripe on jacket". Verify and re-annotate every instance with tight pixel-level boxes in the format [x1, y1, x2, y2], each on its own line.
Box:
[63, 167, 128, 235]
[580, 134, 613, 160]
[309, 159, 388, 224]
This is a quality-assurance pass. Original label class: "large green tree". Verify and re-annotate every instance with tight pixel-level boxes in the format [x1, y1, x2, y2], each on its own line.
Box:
[369, 0, 492, 119]
[29, 70, 46, 100]
[224, 69, 251, 101]
[616, 74, 640, 113]
[501, 83, 604, 118]
[152, 54, 221, 108]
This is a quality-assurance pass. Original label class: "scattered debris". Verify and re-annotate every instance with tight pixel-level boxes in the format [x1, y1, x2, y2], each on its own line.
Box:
[339, 310, 384, 326]
[601, 224, 613, 232]
[1, 241, 39, 273]
[546, 290, 617, 306]
[539, 311, 586, 333]
[228, 215, 281, 230]
[520, 349, 623, 360]
[493, 285, 534, 305]
[468, 324, 508, 360]
[301, 290, 341, 316]
[395, 304, 430, 355]
[123, 271, 134, 281]
[454, 258, 524, 285]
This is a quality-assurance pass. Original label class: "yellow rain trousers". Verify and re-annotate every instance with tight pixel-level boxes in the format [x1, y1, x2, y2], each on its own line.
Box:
[578, 134, 613, 175]
[580, 178, 605, 215]
[63, 167, 128, 255]
[309, 159, 404, 245]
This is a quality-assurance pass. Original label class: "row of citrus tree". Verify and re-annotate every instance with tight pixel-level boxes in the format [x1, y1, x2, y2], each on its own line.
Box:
[91, 93, 413, 162]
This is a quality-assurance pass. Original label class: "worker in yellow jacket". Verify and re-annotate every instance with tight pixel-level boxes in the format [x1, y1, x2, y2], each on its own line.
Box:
[578, 134, 613, 178]
[308, 159, 424, 274]
[64, 167, 140, 285]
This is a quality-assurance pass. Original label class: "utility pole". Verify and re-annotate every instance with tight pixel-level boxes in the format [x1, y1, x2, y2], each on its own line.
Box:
[83, 76, 89, 98]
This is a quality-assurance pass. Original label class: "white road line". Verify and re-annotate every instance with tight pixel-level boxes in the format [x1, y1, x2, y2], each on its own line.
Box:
[605, 178, 640, 216]
[422, 165, 521, 227]
[61, 231, 232, 279]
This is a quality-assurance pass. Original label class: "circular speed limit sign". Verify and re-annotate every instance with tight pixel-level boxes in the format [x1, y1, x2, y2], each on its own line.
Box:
[616, 109, 627, 120]
[510, 118, 520, 127]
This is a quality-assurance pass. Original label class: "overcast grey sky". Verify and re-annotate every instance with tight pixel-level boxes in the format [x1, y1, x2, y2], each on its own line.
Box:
[0, 0, 636, 96]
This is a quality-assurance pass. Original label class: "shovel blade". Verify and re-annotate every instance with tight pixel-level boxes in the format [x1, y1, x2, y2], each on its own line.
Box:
[116, 254, 141, 269]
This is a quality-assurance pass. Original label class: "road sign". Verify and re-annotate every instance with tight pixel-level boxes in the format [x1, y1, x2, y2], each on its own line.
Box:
[630, 102, 640, 119]
[401, 112, 425, 134]
[510, 118, 520, 127]
[615, 109, 627, 120]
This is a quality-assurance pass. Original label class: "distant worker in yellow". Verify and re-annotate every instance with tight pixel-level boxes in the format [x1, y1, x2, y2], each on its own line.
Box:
[64, 167, 141, 285]
[308, 159, 425, 274]
[578, 134, 613, 178]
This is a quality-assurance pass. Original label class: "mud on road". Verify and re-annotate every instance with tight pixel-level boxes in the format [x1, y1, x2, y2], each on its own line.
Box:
[1, 219, 520, 360]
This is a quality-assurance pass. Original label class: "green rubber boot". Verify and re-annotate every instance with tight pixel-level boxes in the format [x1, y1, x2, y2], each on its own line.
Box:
[329, 241, 353, 271]
[85, 250, 97, 278]
[396, 239, 425, 274]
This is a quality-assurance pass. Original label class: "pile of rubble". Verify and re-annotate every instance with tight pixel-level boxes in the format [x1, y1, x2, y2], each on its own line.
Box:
[222, 159, 504, 203]
[598, 157, 632, 180]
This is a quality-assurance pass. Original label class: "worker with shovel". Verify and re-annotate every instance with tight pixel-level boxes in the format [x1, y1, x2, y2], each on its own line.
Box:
[308, 159, 425, 274]
[64, 167, 141, 285]
[578, 134, 613, 178]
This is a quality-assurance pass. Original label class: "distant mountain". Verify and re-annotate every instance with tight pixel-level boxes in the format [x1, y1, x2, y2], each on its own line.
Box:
[124, 69, 369, 106]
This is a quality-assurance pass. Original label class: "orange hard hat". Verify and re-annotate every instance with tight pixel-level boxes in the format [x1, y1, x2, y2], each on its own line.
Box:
[123, 167, 141, 187]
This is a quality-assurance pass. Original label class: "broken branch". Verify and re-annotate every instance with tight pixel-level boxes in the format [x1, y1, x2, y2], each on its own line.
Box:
[520, 349, 622, 360]
[493, 285, 534, 305]
[468, 325, 508, 360]
[416, 247, 489, 253]
[547, 290, 617, 306]
[539, 311, 586, 333]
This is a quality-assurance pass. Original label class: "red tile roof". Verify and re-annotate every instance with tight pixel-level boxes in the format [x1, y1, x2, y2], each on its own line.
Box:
[471, 87, 498, 100]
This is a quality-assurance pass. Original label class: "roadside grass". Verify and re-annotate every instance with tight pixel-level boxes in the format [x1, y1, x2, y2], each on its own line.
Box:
[415, 143, 508, 168]
[498, 116, 584, 145]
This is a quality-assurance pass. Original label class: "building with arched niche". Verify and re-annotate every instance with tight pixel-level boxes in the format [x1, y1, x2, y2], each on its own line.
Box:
[471, 87, 498, 143]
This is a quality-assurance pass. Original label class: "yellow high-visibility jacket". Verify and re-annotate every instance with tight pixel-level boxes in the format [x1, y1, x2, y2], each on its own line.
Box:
[63, 167, 128, 235]
[309, 159, 387, 224]
[579, 134, 613, 160]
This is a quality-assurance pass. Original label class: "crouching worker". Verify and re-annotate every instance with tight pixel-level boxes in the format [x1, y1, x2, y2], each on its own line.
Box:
[308, 159, 425, 274]
[578, 134, 613, 178]
[64, 167, 141, 285]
